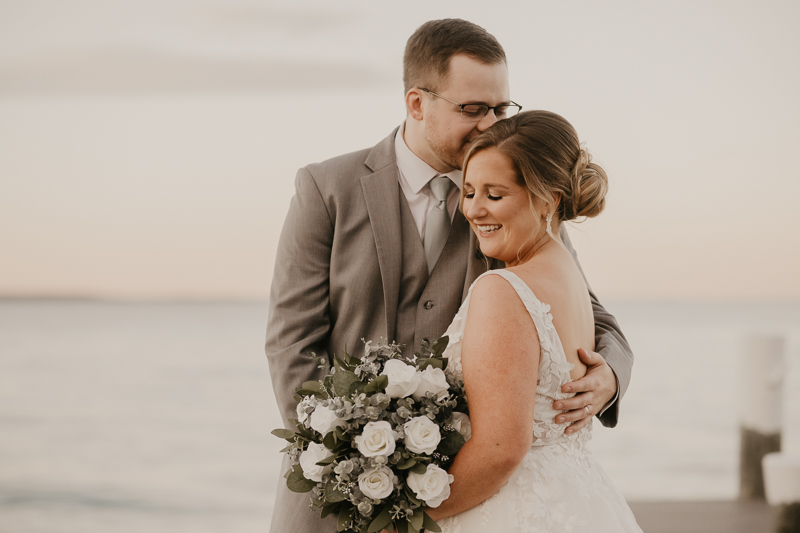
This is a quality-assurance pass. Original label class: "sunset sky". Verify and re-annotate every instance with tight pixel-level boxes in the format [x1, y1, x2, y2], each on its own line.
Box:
[1, 0, 798, 301]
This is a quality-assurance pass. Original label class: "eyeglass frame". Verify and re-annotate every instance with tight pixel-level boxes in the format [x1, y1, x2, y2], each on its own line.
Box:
[418, 87, 522, 120]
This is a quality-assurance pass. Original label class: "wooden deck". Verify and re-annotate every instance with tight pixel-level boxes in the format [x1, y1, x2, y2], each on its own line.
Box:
[629, 500, 773, 533]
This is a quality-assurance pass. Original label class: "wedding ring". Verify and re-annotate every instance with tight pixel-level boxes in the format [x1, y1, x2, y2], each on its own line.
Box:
[584, 406, 591, 417]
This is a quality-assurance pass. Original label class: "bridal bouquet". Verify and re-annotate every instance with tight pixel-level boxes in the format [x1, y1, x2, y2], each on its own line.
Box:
[272, 337, 470, 533]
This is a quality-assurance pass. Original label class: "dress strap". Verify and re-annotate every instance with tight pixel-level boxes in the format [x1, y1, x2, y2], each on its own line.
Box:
[472, 269, 542, 314]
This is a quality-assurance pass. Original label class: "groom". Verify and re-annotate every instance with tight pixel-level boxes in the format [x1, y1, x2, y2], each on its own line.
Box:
[265, 18, 633, 532]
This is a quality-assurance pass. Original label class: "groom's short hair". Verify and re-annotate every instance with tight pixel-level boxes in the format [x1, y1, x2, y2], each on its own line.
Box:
[403, 19, 506, 94]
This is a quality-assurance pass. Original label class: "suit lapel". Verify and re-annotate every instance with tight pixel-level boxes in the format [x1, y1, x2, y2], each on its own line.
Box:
[362, 130, 402, 342]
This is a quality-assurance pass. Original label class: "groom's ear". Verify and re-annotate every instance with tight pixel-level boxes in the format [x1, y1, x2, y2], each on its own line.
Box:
[405, 88, 424, 121]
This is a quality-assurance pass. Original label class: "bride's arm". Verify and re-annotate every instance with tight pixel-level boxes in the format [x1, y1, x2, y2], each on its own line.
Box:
[426, 274, 540, 522]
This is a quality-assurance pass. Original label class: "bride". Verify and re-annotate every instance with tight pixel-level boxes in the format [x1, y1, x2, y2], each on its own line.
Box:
[425, 110, 642, 532]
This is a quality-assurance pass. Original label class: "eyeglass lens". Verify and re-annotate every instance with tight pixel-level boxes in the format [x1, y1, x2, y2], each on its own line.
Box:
[461, 104, 520, 120]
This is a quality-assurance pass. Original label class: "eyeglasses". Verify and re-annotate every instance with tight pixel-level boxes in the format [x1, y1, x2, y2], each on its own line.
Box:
[419, 88, 522, 121]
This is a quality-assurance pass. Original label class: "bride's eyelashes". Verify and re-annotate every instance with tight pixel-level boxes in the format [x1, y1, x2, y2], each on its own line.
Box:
[462, 192, 503, 200]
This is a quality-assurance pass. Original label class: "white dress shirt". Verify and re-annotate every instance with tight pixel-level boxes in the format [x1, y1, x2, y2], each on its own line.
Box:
[394, 123, 462, 241]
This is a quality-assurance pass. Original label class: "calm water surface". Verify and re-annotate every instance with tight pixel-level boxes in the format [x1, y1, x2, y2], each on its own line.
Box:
[1, 300, 799, 532]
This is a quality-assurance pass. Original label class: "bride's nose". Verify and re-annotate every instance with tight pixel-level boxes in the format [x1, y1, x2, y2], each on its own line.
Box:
[465, 195, 488, 220]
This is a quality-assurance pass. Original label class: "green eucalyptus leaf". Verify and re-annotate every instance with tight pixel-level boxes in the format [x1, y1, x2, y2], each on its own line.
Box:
[364, 374, 389, 394]
[349, 379, 366, 397]
[323, 375, 335, 395]
[416, 358, 443, 371]
[403, 483, 422, 506]
[345, 351, 359, 367]
[334, 425, 352, 442]
[297, 381, 328, 399]
[409, 508, 424, 532]
[437, 429, 466, 458]
[302, 380, 325, 393]
[286, 464, 315, 493]
[422, 511, 442, 532]
[296, 425, 315, 439]
[409, 462, 428, 475]
[337, 507, 353, 532]
[367, 506, 392, 532]
[334, 355, 357, 372]
[320, 502, 339, 519]
[397, 458, 417, 470]
[332, 368, 360, 397]
[396, 519, 409, 533]
[324, 480, 348, 502]
[296, 388, 324, 399]
[431, 336, 449, 357]
[323, 431, 337, 450]
[316, 454, 337, 466]
[271, 428, 297, 441]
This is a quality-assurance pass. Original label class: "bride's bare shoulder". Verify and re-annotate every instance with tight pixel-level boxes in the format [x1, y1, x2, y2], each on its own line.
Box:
[471, 271, 517, 300]
[464, 272, 540, 358]
[468, 273, 527, 319]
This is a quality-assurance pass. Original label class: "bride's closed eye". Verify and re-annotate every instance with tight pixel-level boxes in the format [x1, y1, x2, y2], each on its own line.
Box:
[462, 192, 502, 200]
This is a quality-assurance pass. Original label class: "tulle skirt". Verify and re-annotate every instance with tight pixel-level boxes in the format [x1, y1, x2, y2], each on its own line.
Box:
[436, 441, 642, 533]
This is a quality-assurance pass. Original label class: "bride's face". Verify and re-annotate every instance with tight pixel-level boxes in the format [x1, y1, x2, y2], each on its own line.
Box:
[462, 147, 547, 266]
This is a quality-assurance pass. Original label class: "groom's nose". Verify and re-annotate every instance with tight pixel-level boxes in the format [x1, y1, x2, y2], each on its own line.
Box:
[476, 109, 499, 131]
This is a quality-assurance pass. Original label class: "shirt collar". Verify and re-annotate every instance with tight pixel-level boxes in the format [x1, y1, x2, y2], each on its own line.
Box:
[395, 122, 462, 193]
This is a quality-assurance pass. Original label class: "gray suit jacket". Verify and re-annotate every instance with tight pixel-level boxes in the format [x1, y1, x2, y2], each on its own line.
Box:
[265, 128, 633, 533]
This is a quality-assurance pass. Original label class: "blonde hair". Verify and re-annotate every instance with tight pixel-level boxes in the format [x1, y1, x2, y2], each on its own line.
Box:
[463, 110, 608, 222]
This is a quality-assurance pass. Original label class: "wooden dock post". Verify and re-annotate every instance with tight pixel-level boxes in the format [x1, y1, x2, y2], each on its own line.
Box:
[763, 453, 800, 533]
[739, 334, 784, 500]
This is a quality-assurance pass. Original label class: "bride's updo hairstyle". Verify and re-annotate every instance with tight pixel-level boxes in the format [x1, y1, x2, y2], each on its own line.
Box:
[463, 110, 608, 222]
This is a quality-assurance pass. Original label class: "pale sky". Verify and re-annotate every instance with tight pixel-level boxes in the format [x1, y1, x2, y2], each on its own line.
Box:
[1, 0, 798, 301]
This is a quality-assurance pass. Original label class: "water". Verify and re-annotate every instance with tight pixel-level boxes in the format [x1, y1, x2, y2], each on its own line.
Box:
[1, 299, 799, 532]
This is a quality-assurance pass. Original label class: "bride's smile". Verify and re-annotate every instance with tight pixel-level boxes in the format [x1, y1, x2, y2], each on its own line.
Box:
[475, 224, 501, 234]
[461, 147, 549, 266]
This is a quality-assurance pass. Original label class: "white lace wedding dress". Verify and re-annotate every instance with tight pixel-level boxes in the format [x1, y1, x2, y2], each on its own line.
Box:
[436, 270, 642, 533]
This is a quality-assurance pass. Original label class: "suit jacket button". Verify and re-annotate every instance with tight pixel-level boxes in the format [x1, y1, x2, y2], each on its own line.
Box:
[424, 301, 434, 310]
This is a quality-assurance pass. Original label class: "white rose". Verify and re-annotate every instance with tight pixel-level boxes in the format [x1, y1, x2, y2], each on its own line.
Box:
[354, 421, 398, 457]
[406, 464, 453, 508]
[450, 412, 472, 441]
[412, 365, 450, 400]
[299, 442, 333, 482]
[403, 416, 441, 455]
[357, 465, 396, 500]
[309, 405, 346, 436]
[381, 359, 421, 398]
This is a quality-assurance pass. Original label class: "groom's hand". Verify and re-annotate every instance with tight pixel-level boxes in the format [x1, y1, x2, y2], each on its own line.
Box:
[553, 348, 617, 433]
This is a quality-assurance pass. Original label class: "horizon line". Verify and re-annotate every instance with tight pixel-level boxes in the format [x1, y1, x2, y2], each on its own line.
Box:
[3, 294, 800, 306]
